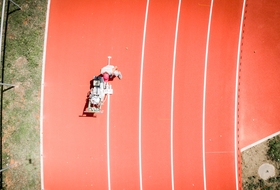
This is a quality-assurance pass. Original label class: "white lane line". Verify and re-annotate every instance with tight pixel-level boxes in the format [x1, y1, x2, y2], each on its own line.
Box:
[139, 0, 150, 189]
[40, 0, 51, 189]
[202, 0, 214, 189]
[234, 0, 247, 189]
[170, 0, 181, 189]
[241, 131, 280, 152]
[107, 95, 111, 190]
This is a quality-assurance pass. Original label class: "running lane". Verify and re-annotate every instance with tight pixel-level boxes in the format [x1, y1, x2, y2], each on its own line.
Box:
[140, 0, 178, 189]
[238, 0, 280, 149]
[43, 1, 111, 189]
[204, 0, 243, 189]
[104, 1, 147, 190]
[173, 0, 209, 189]
[43, 0, 147, 189]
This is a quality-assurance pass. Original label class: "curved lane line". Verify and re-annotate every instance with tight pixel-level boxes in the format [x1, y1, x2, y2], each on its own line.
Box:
[241, 131, 280, 152]
[107, 95, 111, 190]
[139, 1, 150, 189]
[170, 0, 181, 189]
[234, 0, 247, 189]
[202, 0, 214, 189]
[40, 0, 51, 189]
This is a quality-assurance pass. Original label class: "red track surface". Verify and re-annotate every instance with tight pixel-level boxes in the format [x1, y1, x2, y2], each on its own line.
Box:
[42, 0, 280, 189]
[238, 0, 280, 149]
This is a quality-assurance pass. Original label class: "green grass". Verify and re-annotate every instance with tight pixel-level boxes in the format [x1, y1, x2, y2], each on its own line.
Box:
[1, 0, 47, 189]
[267, 135, 280, 162]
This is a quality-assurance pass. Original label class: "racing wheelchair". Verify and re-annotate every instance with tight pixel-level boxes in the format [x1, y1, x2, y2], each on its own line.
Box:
[84, 76, 113, 113]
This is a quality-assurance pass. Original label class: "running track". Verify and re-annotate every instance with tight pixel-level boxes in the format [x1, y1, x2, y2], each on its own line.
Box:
[41, 0, 280, 189]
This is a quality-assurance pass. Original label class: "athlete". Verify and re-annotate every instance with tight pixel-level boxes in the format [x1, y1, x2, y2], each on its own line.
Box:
[100, 65, 122, 82]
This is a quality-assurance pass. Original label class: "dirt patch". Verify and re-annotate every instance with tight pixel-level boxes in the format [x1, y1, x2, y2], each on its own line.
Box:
[242, 135, 280, 189]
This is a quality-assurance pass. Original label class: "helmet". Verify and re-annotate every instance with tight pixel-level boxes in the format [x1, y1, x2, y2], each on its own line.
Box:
[103, 73, 109, 82]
